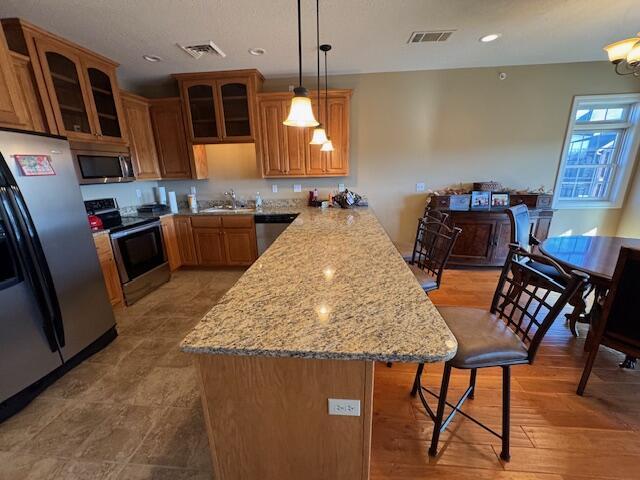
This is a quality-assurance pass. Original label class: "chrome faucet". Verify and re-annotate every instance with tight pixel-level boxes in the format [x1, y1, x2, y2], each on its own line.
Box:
[225, 189, 237, 209]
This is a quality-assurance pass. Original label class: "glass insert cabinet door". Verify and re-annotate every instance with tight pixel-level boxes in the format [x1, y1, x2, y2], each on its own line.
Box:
[86, 66, 123, 139]
[219, 81, 251, 139]
[42, 49, 94, 137]
[186, 83, 219, 141]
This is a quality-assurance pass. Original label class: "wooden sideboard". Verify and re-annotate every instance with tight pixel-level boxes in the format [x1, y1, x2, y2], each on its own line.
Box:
[433, 208, 553, 267]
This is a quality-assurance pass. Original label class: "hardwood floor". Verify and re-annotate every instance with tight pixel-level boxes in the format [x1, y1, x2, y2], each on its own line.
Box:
[371, 268, 640, 480]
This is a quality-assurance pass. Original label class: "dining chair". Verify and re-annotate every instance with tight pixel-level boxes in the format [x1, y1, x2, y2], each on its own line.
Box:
[577, 246, 640, 395]
[407, 219, 461, 293]
[396, 209, 450, 262]
[506, 204, 587, 336]
[411, 244, 588, 461]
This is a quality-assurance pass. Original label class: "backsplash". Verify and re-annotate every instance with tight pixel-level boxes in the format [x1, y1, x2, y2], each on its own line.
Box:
[80, 181, 159, 208]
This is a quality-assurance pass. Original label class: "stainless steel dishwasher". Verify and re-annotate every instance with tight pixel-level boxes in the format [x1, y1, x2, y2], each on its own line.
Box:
[254, 213, 298, 255]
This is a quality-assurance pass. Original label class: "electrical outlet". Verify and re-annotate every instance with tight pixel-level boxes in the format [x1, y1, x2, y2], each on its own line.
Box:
[338, 183, 345, 192]
[272, 184, 278, 193]
[328, 399, 361, 417]
[416, 182, 426, 192]
[293, 184, 302, 193]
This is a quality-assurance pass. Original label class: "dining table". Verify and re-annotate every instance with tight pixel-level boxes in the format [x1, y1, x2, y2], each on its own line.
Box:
[540, 235, 640, 368]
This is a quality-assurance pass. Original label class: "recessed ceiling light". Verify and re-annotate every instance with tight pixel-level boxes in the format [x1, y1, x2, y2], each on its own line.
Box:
[479, 33, 501, 43]
[248, 47, 266, 56]
[143, 54, 163, 62]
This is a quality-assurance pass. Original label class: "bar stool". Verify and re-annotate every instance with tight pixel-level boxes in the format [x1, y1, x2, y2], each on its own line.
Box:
[411, 244, 588, 461]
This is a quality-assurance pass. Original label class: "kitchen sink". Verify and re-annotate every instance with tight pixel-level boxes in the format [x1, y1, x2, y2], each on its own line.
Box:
[200, 206, 256, 213]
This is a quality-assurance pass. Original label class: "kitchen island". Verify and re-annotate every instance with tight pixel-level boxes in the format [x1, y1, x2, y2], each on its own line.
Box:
[181, 206, 457, 480]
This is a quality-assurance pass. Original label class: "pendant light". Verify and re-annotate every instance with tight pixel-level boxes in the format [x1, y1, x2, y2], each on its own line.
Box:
[283, 0, 319, 127]
[320, 44, 334, 152]
[309, 0, 328, 144]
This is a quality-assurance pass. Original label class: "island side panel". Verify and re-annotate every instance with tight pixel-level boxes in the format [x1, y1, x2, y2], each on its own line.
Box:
[195, 355, 374, 480]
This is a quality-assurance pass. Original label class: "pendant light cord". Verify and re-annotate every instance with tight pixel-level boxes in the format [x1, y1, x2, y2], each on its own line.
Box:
[324, 49, 329, 134]
[297, 0, 303, 87]
[316, 0, 321, 124]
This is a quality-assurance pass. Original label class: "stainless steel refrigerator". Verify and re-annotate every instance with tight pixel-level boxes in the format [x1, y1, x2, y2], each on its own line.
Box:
[0, 129, 116, 421]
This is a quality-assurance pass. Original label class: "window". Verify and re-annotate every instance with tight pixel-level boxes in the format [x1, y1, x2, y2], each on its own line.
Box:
[553, 94, 640, 209]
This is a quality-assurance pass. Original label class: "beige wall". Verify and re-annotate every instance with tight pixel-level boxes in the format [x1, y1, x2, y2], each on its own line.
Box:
[159, 61, 640, 244]
[617, 161, 640, 237]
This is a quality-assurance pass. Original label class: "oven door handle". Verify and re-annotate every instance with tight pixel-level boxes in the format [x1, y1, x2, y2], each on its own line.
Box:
[110, 220, 161, 239]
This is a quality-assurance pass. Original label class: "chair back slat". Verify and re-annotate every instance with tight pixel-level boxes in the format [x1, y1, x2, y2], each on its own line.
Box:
[490, 244, 588, 362]
[412, 219, 461, 287]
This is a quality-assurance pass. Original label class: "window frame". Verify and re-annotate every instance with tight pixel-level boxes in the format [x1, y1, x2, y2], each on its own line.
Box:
[553, 94, 640, 209]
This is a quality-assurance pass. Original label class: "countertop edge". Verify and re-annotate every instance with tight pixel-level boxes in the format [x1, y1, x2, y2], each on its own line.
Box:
[180, 345, 457, 364]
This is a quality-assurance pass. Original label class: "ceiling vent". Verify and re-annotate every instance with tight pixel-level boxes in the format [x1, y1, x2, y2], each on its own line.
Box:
[177, 41, 226, 59]
[407, 30, 454, 43]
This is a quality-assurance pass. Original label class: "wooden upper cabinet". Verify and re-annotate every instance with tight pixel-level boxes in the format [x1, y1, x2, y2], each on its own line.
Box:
[10, 52, 47, 132]
[83, 59, 127, 143]
[174, 70, 263, 144]
[0, 25, 28, 129]
[36, 38, 97, 141]
[149, 98, 192, 179]
[257, 90, 351, 178]
[324, 98, 349, 175]
[218, 78, 253, 141]
[182, 80, 220, 143]
[259, 99, 288, 176]
[121, 91, 160, 180]
[1, 18, 127, 143]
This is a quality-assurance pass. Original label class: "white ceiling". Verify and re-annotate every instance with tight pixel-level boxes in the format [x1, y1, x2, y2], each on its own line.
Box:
[1, 0, 639, 90]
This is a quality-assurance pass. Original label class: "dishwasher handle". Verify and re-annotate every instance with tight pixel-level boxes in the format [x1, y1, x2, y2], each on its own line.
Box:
[254, 214, 298, 224]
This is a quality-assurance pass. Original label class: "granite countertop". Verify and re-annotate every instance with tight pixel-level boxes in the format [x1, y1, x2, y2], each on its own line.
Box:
[181, 206, 457, 363]
[174, 206, 301, 216]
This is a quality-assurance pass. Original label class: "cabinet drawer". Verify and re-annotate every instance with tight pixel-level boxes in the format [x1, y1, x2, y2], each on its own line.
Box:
[191, 216, 222, 228]
[222, 215, 254, 229]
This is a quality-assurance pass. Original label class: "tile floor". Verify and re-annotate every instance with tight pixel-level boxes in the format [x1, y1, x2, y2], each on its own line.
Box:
[0, 269, 244, 480]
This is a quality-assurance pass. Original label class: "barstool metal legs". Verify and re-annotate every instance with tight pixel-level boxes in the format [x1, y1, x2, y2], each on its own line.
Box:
[469, 368, 477, 399]
[501, 365, 511, 461]
[428, 364, 452, 457]
[411, 363, 424, 396]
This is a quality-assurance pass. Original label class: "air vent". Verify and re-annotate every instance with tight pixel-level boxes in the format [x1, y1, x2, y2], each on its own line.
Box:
[177, 41, 226, 59]
[407, 30, 454, 43]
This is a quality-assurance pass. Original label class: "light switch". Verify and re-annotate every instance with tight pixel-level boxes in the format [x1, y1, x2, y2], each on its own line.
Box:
[328, 398, 361, 416]
[272, 184, 278, 193]
[416, 182, 426, 192]
[293, 184, 302, 193]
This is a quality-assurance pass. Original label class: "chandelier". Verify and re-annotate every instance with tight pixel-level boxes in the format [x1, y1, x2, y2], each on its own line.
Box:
[604, 34, 640, 76]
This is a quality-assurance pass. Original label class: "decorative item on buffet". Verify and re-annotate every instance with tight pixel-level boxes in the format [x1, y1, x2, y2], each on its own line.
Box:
[426, 183, 553, 211]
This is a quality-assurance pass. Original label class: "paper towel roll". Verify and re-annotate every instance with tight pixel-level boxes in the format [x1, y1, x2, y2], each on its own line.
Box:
[168, 191, 178, 213]
[155, 186, 167, 205]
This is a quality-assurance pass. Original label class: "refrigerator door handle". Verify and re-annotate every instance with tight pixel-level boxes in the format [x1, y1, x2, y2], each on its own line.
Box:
[0, 158, 65, 349]
[0, 185, 61, 354]
[10, 184, 66, 347]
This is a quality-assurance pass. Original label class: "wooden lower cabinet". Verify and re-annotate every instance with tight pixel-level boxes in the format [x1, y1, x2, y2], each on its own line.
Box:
[174, 215, 198, 266]
[443, 209, 554, 267]
[172, 214, 258, 267]
[194, 228, 225, 266]
[160, 215, 181, 271]
[223, 228, 256, 265]
[93, 233, 123, 307]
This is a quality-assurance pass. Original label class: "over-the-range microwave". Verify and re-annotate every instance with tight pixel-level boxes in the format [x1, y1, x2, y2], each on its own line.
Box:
[72, 149, 135, 185]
